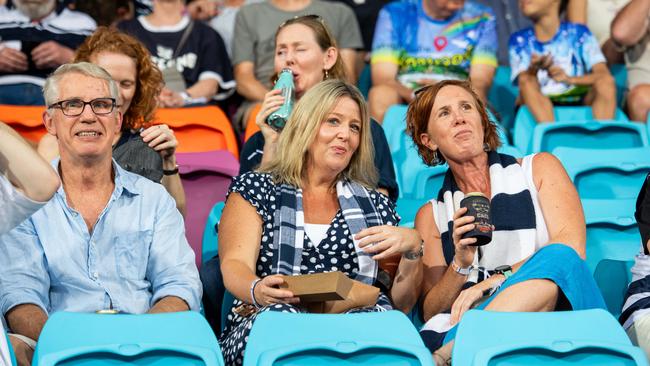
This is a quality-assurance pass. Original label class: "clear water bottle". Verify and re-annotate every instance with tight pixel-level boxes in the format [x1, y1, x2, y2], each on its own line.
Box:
[266, 68, 294, 131]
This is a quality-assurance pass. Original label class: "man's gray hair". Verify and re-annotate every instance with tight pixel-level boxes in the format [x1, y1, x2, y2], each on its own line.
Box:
[43, 62, 120, 109]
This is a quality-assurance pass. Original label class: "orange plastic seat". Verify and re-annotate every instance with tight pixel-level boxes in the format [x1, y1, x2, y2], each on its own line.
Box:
[0, 105, 47, 143]
[243, 103, 261, 142]
[154, 105, 239, 158]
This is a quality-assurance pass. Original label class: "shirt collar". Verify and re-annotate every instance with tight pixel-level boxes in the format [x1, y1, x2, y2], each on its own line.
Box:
[51, 158, 142, 199]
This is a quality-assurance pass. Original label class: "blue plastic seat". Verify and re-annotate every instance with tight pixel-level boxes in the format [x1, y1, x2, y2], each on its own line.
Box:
[553, 147, 650, 200]
[513, 106, 631, 153]
[395, 197, 429, 227]
[611, 63, 628, 109]
[243, 310, 433, 366]
[202, 201, 225, 265]
[487, 65, 519, 133]
[453, 309, 648, 366]
[582, 198, 641, 317]
[33, 311, 224, 366]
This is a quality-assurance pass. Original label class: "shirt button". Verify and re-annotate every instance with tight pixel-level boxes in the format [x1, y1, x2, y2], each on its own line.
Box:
[93, 272, 99, 279]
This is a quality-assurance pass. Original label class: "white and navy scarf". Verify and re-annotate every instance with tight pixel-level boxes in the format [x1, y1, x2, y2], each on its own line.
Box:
[271, 179, 382, 285]
[433, 151, 539, 282]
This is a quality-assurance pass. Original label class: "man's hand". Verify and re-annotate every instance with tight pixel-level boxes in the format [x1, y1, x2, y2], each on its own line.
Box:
[8, 335, 34, 366]
[158, 88, 185, 108]
[527, 54, 553, 74]
[0, 47, 28, 72]
[187, 0, 220, 20]
[548, 65, 571, 83]
[31, 41, 74, 69]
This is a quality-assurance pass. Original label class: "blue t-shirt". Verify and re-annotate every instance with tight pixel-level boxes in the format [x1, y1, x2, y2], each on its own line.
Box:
[509, 22, 606, 102]
[371, 0, 498, 89]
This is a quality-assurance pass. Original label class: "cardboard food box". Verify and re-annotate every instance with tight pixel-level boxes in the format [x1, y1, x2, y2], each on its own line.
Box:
[280, 271, 354, 302]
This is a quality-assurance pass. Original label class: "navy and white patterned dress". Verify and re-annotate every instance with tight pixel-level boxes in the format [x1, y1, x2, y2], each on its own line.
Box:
[219, 172, 398, 365]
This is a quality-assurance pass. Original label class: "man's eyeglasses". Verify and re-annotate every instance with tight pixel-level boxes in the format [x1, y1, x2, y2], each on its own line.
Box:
[48, 98, 116, 117]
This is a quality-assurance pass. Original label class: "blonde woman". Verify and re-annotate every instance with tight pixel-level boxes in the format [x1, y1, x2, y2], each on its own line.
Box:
[218, 80, 422, 365]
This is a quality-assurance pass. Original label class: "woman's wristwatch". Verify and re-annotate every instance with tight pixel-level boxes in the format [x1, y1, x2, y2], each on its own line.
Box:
[163, 164, 179, 176]
[403, 240, 424, 260]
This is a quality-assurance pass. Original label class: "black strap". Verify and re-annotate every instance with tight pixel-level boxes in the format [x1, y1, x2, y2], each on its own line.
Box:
[173, 21, 194, 58]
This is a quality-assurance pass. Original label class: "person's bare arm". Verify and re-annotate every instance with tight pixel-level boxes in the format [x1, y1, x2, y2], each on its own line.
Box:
[0, 122, 59, 202]
[611, 0, 650, 46]
[186, 79, 219, 100]
[417, 203, 468, 320]
[533, 152, 586, 258]
[234, 62, 270, 102]
[219, 193, 298, 306]
[566, 0, 587, 24]
[339, 48, 358, 84]
[469, 63, 496, 102]
[5, 304, 48, 341]
[548, 62, 611, 87]
[371, 61, 415, 102]
[148, 296, 189, 313]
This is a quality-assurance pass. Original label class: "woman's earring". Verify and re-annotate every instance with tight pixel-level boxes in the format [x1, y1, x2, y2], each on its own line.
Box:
[483, 142, 490, 152]
[432, 150, 441, 165]
[324, 69, 329, 79]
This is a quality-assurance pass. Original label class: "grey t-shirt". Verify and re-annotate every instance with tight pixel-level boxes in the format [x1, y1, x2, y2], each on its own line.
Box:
[232, 0, 363, 87]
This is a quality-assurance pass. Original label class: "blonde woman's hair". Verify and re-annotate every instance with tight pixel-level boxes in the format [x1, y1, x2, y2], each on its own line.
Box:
[261, 79, 377, 189]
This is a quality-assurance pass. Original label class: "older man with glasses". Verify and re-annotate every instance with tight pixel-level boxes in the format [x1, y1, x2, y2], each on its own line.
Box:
[0, 62, 201, 366]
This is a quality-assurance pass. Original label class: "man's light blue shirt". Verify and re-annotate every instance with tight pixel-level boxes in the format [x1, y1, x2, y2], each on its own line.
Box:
[0, 159, 201, 316]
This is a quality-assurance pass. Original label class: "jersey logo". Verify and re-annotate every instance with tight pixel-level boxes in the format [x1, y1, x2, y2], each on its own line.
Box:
[434, 36, 448, 51]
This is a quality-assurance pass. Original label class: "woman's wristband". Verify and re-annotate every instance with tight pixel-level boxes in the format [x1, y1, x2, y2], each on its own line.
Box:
[250, 278, 263, 308]
[450, 257, 472, 275]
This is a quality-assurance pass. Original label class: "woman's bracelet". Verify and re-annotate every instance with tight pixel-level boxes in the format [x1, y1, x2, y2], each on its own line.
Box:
[450, 257, 473, 276]
[250, 278, 263, 309]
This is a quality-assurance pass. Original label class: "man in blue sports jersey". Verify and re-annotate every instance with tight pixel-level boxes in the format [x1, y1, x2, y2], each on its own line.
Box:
[368, 0, 498, 122]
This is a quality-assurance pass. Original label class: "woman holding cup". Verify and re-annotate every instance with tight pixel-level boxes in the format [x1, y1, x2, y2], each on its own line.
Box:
[408, 80, 606, 364]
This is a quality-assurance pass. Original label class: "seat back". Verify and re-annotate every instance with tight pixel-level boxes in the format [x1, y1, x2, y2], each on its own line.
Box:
[154, 106, 239, 158]
[487, 66, 518, 133]
[244, 103, 262, 142]
[33, 311, 224, 366]
[513, 106, 630, 153]
[0, 104, 47, 142]
[178, 151, 239, 267]
[201, 202, 225, 265]
[243, 311, 432, 366]
[583, 199, 641, 317]
[453, 309, 648, 366]
[554, 147, 650, 200]
[532, 121, 647, 153]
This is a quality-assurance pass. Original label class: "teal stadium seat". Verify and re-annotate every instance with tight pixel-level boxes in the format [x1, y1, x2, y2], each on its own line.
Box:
[611, 64, 628, 109]
[487, 66, 519, 134]
[452, 309, 648, 366]
[582, 199, 641, 317]
[554, 147, 650, 200]
[202, 202, 225, 265]
[243, 311, 433, 366]
[512, 106, 632, 154]
[33, 311, 224, 366]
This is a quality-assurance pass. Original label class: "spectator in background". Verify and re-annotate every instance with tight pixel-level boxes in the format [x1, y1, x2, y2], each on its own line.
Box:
[118, 0, 235, 107]
[0, 121, 59, 366]
[38, 27, 187, 215]
[209, 0, 263, 59]
[0, 0, 96, 105]
[584, 0, 629, 64]
[0, 63, 201, 366]
[611, 0, 650, 122]
[231, 0, 362, 130]
[510, 0, 616, 123]
[368, 0, 498, 122]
